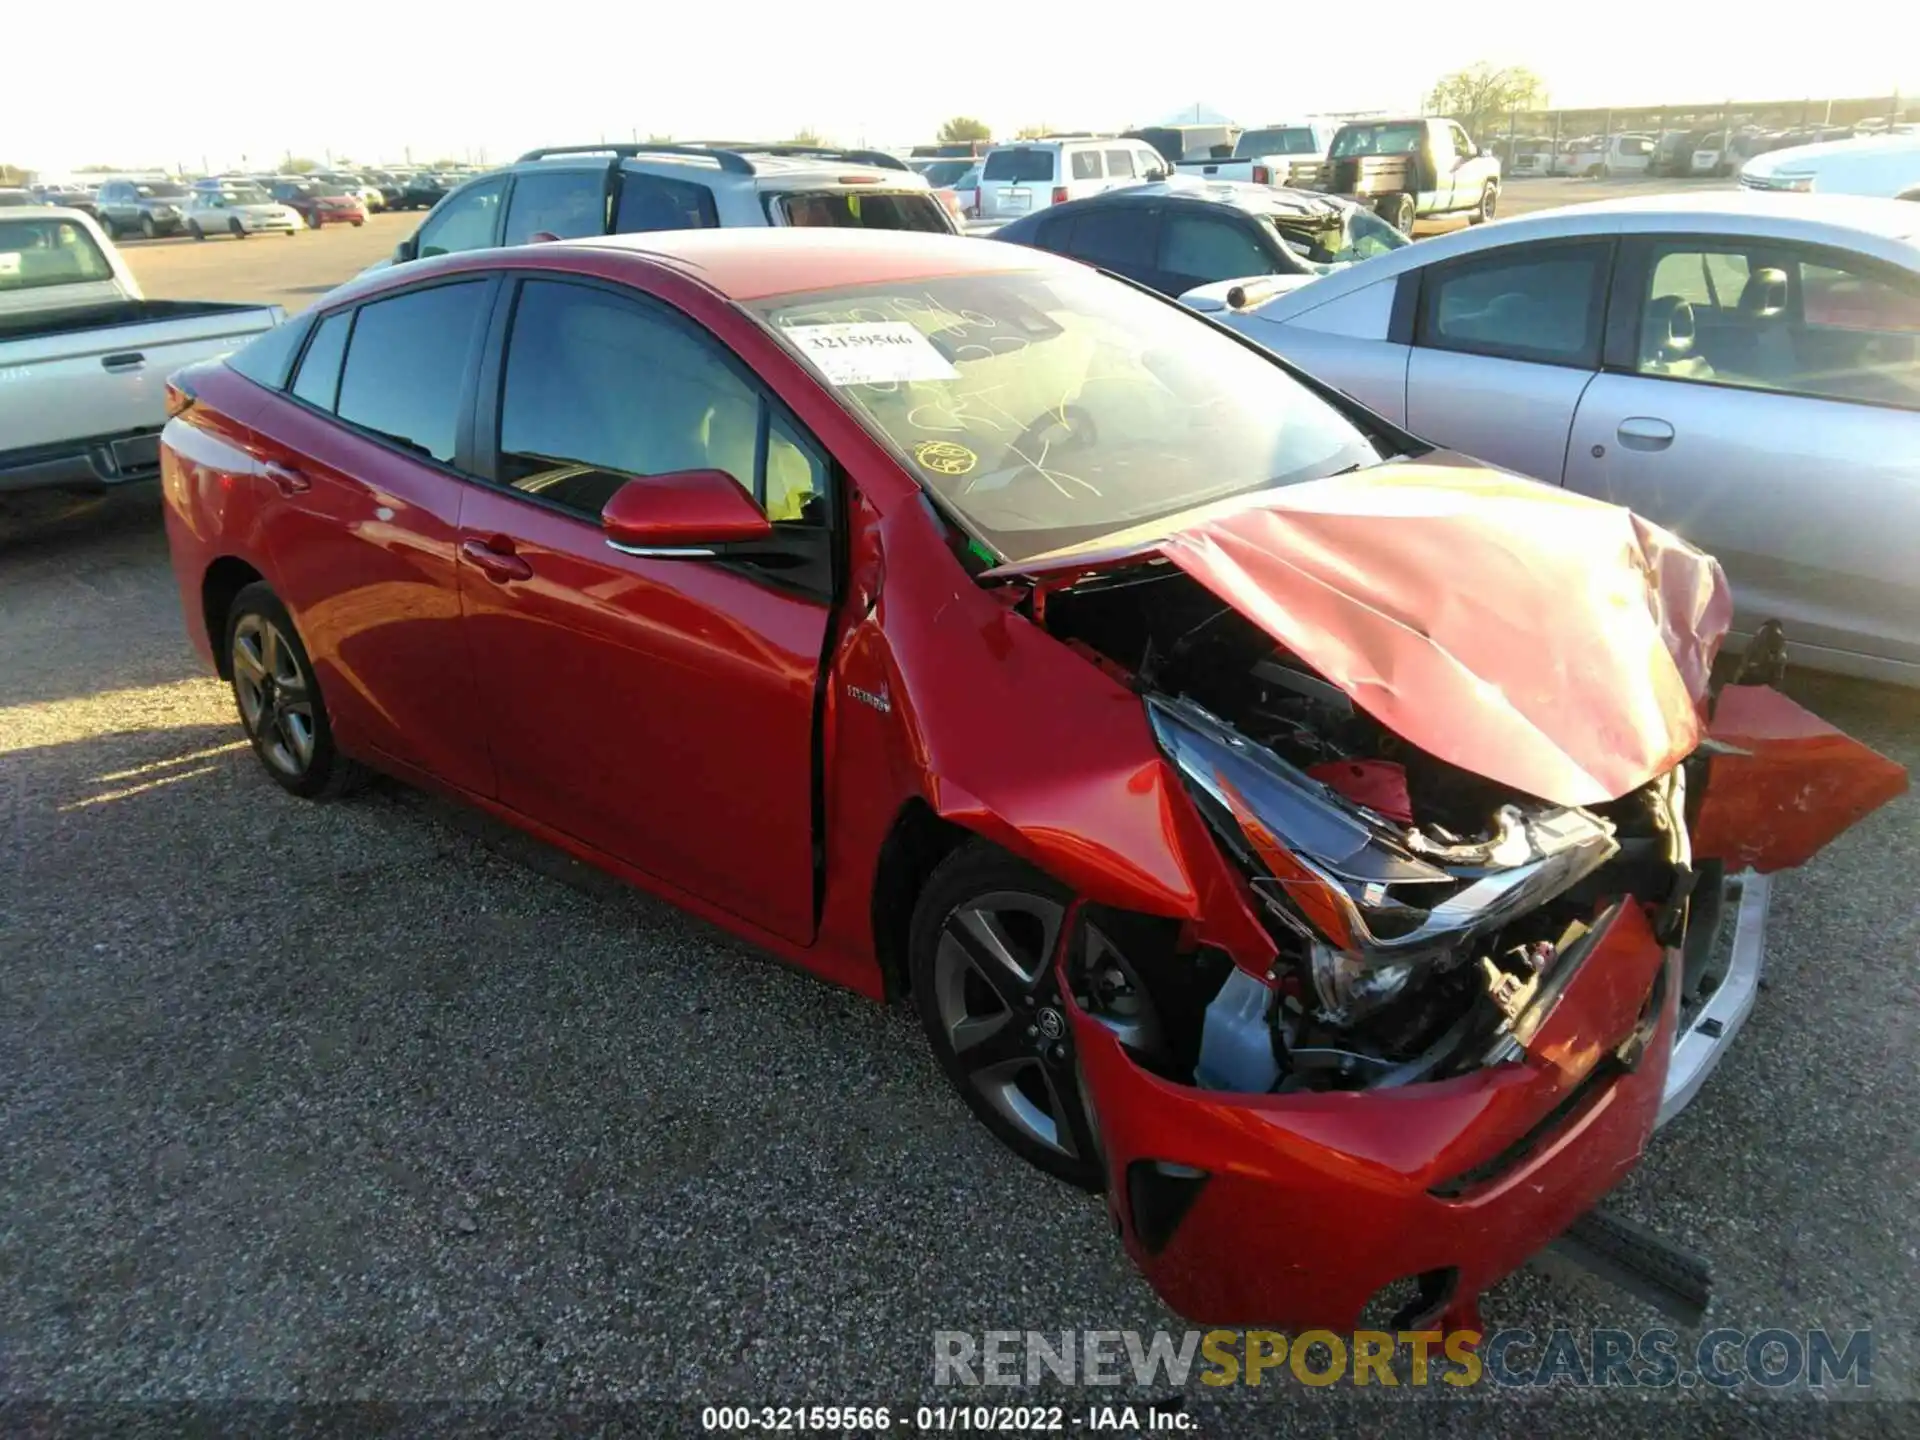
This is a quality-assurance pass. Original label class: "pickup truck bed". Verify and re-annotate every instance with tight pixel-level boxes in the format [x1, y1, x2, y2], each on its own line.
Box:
[2, 209, 282, 496]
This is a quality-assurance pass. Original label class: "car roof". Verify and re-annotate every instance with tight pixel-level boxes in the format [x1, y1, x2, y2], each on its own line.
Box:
[564, 227, 1063, 300]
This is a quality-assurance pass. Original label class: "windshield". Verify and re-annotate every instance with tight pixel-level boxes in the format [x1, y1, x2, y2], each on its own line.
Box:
[217, 187, 271, 204]
[1268, 205, 1408, 269]
[773, 191, 951, 232]
[1329, 124, 1424, 158]
[752, 269, 1386, 562]
[921, 160, 976, 187]
[0, 218, 114, 293]
[983, 148, 1055, 183]
[1237, 128, 1319, 157]
[135, 183, 188, 198]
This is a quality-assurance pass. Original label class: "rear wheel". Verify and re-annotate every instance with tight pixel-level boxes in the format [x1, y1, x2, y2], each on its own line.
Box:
[140, 214, 157, 240]
[226, 584, 362, 799]
[1471, 182, 1498, 224]
[1381, 191, 1416, 234]
[910, 844, 1115, 1189]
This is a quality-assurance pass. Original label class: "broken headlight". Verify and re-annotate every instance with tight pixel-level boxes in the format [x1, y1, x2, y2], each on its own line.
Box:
[1148, 694, 1619, 1022]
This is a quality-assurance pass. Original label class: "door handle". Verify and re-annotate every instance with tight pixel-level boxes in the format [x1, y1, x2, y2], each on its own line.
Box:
[262, 462, 310, 495]
[1617, 416, 1675, 451]
[101, 352, 146, 372]
[460, 536, 533, 583]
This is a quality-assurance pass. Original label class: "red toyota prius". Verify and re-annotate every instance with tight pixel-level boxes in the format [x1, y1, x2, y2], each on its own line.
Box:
[161, 230, 1901, 1333]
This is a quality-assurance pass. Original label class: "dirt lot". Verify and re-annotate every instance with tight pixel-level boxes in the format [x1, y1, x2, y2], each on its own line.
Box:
[5, 171, 1913, 1422]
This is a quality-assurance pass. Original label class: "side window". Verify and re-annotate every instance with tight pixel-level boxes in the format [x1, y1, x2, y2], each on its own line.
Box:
[1451, 125, 1475, 161]
[1417, 242, 1610, 367]
[226, 312, 315, 391]
[614, 173, 719, 232]
[1067, 208, 1157, 270]
[1032, 215, 1077, 252]
[1158, 212, 1273, 284]
[1070, 149, 1103, 181]
[289, 311, 352, 410]
[1636, 241, 1920, 408]
[415, 178, 506, 258]
[496, 279, 826, 524]
[501, 168, 608, 246]
[334, 281, 491, 461]
[1104, 149, 1135, 178]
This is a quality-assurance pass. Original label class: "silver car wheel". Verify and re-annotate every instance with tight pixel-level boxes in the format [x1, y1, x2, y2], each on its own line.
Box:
[232, 613, 316, 778]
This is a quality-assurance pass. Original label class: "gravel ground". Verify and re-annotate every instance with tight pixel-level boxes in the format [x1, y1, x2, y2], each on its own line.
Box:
[1, 491, 1915, 1433]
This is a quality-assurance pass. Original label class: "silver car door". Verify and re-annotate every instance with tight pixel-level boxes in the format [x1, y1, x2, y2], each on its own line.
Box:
[1233, 274, 1410, 423]
[1565, 234, 1920, 679]
[1403, 238, 1612, 482]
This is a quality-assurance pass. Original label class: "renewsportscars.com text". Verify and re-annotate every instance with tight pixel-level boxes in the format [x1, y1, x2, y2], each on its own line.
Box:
[933, 1327, 1873, 1390]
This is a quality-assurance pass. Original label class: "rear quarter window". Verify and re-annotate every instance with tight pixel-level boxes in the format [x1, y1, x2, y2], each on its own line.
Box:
[225, 313, 314, 390]
[1069, 150, 1103, 180]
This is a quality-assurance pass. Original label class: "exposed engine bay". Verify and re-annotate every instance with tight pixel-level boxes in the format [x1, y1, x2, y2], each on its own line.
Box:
[1040, 567, 1693, 1095]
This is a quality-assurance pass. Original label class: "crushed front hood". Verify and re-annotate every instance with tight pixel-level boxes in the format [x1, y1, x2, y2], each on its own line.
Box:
[989, 462, 1732, 806]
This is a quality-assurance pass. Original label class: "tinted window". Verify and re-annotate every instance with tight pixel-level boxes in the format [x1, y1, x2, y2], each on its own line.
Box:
[1330, 123, 1425, 158]
[1104, 149, 1135, 178]
[614, 173, 718, 232]
[497, 280, 825, 523]
[1159, 213, 1273, 284]
[1638, 241, 1920, 409]
[289, 311, 351, 410]
[1063, 207, 1156, 269]
[983, 148, 1054, 183]
[502, 168, 607, 246]
[415, 178, 506, 258]
[226, 313, 313, 390]
[1237, 128, 1320, 156]
[1419, 243, 1610, 366]
[335, 282, 490, 461]
[774, 191, 950, 232]
[1069, 150, 1103, 181]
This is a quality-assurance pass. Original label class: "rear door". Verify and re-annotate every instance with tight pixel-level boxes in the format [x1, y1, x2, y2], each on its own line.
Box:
[1565, 234, 1920, 672]
[1043, 204, 1160, 288]
[412, 175, 508, 258]
[1404, 238, 1612, 481]
[249, 279, 498, 794]
[454, 274, 834, 943]
[499, 162, 612, 245]
[979, 146, 1054, 220]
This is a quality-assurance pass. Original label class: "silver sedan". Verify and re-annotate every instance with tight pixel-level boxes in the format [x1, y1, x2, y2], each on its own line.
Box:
[1186, 192, 1920, 685]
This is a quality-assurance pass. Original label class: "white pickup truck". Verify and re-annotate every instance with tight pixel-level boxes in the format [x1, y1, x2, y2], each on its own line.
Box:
[1, 207, 282, 499]
[1175, 121, 1334, 190]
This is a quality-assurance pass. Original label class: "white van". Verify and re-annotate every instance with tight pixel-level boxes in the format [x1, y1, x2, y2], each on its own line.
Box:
[974, 137, 1168, 222]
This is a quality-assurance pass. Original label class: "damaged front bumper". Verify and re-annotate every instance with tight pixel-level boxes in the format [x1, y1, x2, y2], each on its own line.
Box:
[1659, 867, 1769, 1130]
[1068, 898, 1681, 1332]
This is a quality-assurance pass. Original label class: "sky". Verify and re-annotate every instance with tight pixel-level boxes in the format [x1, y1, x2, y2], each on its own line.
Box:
[9, 1, 1918, 175]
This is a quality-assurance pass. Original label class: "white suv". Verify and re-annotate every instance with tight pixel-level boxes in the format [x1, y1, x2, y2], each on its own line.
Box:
[974, 137, 1169, 223]
[1740, 133, 1920, 200]
[383, 142, 957, 270]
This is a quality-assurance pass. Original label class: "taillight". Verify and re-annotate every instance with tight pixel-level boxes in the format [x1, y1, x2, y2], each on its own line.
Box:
[1252, 165, 1270, 185]
[837, 175, 881, 185]
[1052, 186, 1068, 205]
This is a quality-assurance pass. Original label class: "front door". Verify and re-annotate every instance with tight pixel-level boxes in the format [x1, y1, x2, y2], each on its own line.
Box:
[455, 276, 834, 943]
[1565, 235, 1920, 670]
[1404, 239, 1612, 481]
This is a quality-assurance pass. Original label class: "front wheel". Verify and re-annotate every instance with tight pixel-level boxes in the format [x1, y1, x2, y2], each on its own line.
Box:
[226, 584, 362, 799]
[229, 219, 248, 239]
[141, 214, 157, 240]
[188, 221, 205, 241]
[910, 844, 1105, 1189]
[351, 218, 363, 227]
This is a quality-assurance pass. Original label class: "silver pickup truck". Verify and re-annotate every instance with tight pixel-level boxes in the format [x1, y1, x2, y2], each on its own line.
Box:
[1, 207, 282, 498]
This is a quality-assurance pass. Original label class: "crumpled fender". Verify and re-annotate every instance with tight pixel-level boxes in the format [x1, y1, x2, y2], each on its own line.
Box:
[1691, 684, 1907, 873]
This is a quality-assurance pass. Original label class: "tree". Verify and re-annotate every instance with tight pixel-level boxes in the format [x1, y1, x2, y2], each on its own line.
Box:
[790, 128, 823, 147]
[1015, 124, 1050, 140]
[938, 116, 991, 144]
[75, 163, 123, 173]
[0, 163, 27, 186]
[1426, 63, 1544, 136]
[284, 156, 320, 173]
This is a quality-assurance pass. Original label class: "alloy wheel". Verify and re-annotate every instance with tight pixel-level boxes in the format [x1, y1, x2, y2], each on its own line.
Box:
[232, 613, 316, 778]
[929, 891, 1097, 1162]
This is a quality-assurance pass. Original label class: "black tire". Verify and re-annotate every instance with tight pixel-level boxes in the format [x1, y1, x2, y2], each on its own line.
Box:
[1470, 182, 1498, 224]
[909, 842, 1104, 1190]
[1383, 192, 1415, 234]
[99, 215, 117, 239]
[230, 219, 248, 240]
[351, 218, 363, 227]
[310, 212, 323, 230]
[141, 213, 157, 240]
[188, 221, 205, 241]
[225, 583, 363, 800]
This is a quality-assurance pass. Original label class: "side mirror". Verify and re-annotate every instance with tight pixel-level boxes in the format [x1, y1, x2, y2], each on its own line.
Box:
[394, 235, 418, 263]
[601, 469, 772, 557]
